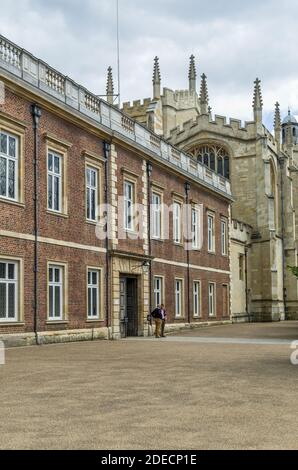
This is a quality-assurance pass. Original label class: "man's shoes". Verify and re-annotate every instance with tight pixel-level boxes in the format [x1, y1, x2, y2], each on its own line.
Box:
[161, 335, 166, 337]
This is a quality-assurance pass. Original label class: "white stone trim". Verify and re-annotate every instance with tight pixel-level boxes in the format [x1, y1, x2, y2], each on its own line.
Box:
[0, 230, 106, 253]
[154, 257, 230, 274]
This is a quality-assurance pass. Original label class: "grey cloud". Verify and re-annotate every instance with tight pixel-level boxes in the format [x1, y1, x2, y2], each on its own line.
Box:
[0, 0, 297, 128]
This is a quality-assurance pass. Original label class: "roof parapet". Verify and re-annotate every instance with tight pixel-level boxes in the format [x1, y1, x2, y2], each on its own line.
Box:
[0, 34, 232, 199]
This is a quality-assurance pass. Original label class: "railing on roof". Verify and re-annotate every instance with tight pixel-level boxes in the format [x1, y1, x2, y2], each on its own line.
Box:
[0, 34, 231, 197]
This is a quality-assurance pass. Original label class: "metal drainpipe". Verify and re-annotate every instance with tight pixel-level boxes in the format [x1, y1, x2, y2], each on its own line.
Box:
[103, 141, 111, 338]
[184, 181, 191, 325]
[279, 156, 287, 320]
[31, 104, 42, 345]
[146, 162, 153, 317]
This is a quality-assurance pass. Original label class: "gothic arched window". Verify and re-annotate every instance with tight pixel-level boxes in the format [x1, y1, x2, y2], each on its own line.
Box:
[188, 144, 230, 180]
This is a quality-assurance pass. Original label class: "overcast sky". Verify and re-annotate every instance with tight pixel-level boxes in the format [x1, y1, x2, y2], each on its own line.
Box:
[1, 0, 298, 129]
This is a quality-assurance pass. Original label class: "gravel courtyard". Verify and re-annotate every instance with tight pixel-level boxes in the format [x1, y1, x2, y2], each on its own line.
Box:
[1, 322, 298, 450]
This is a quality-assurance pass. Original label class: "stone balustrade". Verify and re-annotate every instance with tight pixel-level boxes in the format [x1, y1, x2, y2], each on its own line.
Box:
[0, 34, 231, 197]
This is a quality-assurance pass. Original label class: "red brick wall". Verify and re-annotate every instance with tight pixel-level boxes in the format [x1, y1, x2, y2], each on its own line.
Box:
[0, 87, 230, 336]
[0, 89, 107, 334]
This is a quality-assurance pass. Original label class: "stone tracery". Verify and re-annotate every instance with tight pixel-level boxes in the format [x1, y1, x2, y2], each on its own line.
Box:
[188, 144, 230, 179]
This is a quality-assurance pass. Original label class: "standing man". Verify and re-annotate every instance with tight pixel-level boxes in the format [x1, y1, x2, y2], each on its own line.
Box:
[160, 303, 167, 338]
[151, 305, 162, 338]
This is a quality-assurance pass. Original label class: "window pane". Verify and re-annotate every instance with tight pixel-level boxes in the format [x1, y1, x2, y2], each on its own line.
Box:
[48, 154, 53, 172]
[48, 175, 52, 209]
[8, 264, 15, 280]
[49, 267, 53, 283]
[55, 268, 60, 283]
[0, 283, 6, 317]
[55, 286, 61, 317]
[210, 152, 215, 170]
[49, 285, 53, 317]
[0, 157, 7, 196]
[86, 168, 90, 185]
[88, 287, 92, 316]
[54, 176, 59, 211]
[0, 134, 7, 154]
[92, 288, 97, 316]
[8, 160, 15, 199]
[224, 157, 229, 179]
[0, 263, 5, 279]
[91, 189, 96, 220]
[54, 156, 60, 174]
[91, 170, 96, 187]
[218, 157, 223, 175]
[8, 283, 15, 318]
[92, 272, 97, 285]
[9, 137, 16, 158]
[86, 188, 90, 219]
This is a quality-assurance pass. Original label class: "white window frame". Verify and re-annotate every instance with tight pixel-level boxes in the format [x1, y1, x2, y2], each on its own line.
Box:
[175, 278, 183, 318]
[221, 219, 228, 255]
[208, 282, 216, 317]
[173, 201, 182, 244]
[47, 150, 62, 213]
[86, 166, 98, 222]
[0, 131, 18, 201]
[48, 265, 64, 321]
[191, 207, 200, 249]
[124, 180, 135, 231]
[87, 269, 100, 319]
[193, 281, 201, 318]
[152, 192, 162, 239]
[207, 213, 215, 253]
[153, 276, 163, 307]
[0, 260, 18, 322]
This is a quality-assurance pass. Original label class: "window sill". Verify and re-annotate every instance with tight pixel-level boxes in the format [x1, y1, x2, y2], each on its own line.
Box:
[46, 210, 69, 219]
[124, 229, 139, 237]
[152, 237, 164, 243]
[86, 319, 105, 323]
[86, 219, 98, 226]
[0, 197, 25, 208]
[207, 251, 216, 255]
[46, 320, 69, 325]
[173, 242, 184, 247]
[0, 321, 24, 326]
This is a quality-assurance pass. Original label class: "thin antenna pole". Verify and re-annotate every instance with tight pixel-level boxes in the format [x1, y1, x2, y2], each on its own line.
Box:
[116, 0, 121, 107]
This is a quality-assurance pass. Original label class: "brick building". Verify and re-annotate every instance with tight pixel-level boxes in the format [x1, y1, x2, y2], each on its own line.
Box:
[0, 35, 232, 345]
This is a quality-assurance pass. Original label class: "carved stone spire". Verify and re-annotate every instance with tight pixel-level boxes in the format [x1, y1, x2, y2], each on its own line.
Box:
[152, 56, 161, 99]
[106, 66, 114, 105]
[253, 78, 263, 124]
[188, 54, 197, 93]
[274, 102, 281, 145]
[199, 73, 209, 114]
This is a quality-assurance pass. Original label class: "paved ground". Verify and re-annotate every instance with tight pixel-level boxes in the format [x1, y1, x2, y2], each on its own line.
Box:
[1, 322, 298, 450]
